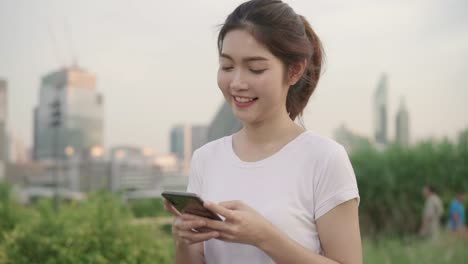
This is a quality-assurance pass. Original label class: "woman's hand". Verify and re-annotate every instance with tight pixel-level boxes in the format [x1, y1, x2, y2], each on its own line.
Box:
[183, 200, 277, 247]
[163, 199, 219, 246]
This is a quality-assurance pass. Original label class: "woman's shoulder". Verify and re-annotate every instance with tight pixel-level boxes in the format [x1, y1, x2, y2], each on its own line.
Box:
[300, 130, 346, 155]
[192, 135, 231, 161]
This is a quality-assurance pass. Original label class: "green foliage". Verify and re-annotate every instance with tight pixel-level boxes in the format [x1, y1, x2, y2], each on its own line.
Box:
[0, 189, 174, 263]
[363, 234, 468, 264]
[352, 137, 468, 237]
[0, 183, 35, 243]
[128, 198, 170, 218]
[160, 223, 173, 236]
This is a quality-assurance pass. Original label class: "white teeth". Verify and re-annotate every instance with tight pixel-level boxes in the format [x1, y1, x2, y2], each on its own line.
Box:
[235, 96, 254, 103]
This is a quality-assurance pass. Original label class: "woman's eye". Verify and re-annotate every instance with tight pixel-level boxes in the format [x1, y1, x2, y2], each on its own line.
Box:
[250, 69, 266, 74]
[221, 66, 233, 71]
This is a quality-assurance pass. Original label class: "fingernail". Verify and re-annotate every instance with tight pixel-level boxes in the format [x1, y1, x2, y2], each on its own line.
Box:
[199, 221, 205, 226]
[213, 232, 219, 237]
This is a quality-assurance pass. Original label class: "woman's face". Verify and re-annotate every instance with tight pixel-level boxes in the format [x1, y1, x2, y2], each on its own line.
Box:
[217, 29, 289, 125]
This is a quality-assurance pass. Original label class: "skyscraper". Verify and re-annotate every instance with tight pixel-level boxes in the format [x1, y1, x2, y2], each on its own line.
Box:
[170, 125, 186, 161]
[170, 124, 208, 162]
[396, 97, 410, 146]
[169, 124, 208, 174]
[192, 125, 208, 153]
[373, 74, 388, 146]
[0, 79, 7, 161]
[206, 101, 242, 143]
[33, 66, 104, 160]
[10, 134, 28, 164]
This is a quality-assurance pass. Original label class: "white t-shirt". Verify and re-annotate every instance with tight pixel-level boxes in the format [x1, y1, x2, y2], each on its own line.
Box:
[187, 131, 360, 264]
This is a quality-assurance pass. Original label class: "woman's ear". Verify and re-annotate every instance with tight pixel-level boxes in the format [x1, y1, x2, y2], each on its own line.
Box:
[288, 59, 307, 86]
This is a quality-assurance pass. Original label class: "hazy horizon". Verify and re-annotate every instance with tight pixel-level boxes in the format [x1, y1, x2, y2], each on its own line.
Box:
[1, 0, 467, 154]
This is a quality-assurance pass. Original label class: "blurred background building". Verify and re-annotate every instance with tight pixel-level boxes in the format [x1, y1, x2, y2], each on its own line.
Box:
[0, 79, 7, 182]
[109, 146, 162, 192]
[170, 124, 207, 160]
[373, 74, 388, 148]
[206, 101, 241, 143]
[0, 79, 8, 162]
[170, 124, 208, 173]
[396, 97, 410, 147]
[33, 66, 103, 161]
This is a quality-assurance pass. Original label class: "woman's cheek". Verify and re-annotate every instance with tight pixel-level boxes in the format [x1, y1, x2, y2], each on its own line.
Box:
[217, 71, 229, 92]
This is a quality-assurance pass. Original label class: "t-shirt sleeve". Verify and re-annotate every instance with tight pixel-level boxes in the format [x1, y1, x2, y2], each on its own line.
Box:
[314, 145, 360, 220]
[186, 149, 203, 196]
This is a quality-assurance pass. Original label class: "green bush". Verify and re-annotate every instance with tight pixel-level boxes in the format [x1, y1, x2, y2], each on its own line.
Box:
[0, 190, 174, 263]
[0, 183, 35, 243]
[129, 198, 170, 218]
[352, 137, 468, 237]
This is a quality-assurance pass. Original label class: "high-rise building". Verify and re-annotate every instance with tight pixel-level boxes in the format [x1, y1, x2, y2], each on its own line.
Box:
[395, 97, 410, 147]
[206, 101, 242, 143]
[170, 125, 186, 161]
[33, 66, 104, 160]
[373, 74, 388, 147]
[192, 125, 208, 153]
[10, 134, 28, 164]
[170, 124, 208, 163]
[0, 79, 7, 161]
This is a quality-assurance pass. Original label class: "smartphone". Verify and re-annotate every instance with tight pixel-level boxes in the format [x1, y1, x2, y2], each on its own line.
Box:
[161, 191, 223, 221]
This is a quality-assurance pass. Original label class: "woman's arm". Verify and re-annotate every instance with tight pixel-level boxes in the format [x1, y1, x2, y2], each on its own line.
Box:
[315, 199, 362, 263]
[258, 199, 361, 264]
[174, 242, 204, 264]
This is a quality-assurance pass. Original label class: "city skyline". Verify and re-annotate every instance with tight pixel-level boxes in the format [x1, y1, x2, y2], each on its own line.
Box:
[1, 0, 467, 153]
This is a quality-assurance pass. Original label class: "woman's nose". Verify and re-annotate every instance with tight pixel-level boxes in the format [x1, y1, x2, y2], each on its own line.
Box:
[229, 70, 248, 91]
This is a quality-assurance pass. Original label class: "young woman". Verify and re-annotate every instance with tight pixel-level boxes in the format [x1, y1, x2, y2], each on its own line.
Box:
[165, 0, 362, 263]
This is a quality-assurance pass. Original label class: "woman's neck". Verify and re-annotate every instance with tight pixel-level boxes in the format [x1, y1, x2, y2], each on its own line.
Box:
[239, 111, 304, 147]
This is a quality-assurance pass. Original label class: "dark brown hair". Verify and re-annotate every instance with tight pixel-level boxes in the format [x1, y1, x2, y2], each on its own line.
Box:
[218, 0, 324, 121]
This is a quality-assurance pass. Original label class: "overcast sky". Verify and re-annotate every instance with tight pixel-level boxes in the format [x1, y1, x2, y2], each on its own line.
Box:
[1, 0, 467, 154]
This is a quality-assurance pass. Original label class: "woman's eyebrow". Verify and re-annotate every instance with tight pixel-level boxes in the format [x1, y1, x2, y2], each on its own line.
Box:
[220, 53, 268, 63]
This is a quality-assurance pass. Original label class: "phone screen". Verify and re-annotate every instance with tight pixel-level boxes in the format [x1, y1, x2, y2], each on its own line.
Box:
[162, 191, 222, 221]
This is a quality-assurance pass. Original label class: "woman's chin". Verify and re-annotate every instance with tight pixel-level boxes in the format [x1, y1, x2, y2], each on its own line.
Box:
[232, 110, 251, 121]
[233, 113, 260, 126]
[229, 102, 262, 125]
